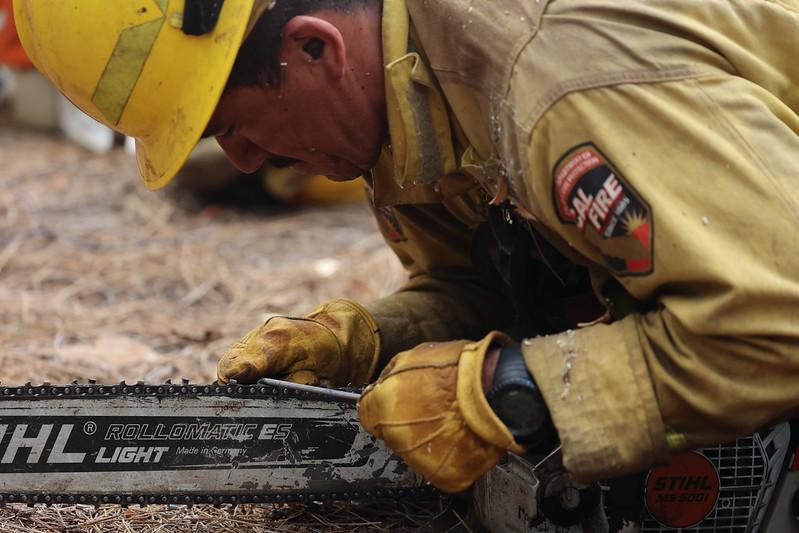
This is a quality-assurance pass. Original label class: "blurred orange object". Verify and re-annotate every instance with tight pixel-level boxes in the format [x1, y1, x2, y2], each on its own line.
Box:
[264, 166, 365, 205]
[292, 174, 366, 205]
[0, 0, 32, 68]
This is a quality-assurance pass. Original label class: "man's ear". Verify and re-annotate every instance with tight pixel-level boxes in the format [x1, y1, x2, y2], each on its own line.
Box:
[281, 16, 347, 81]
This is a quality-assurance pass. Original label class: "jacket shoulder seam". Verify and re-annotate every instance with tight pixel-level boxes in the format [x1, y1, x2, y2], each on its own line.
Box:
[519, 66, 718, 135]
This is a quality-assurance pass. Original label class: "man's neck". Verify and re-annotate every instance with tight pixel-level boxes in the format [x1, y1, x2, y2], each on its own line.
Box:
[336, 5, 386, 131]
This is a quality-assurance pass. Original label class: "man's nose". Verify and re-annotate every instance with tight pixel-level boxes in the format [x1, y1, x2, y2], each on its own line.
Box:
[215, 135, 268, 173]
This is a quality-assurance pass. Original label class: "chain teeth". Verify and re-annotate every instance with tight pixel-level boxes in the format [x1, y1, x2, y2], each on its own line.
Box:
[0, 486, 436, 508]
[0, 381, 348, 401]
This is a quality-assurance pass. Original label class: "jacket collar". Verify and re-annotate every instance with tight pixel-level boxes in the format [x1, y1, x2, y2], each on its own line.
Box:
[370, 0, 458, 206]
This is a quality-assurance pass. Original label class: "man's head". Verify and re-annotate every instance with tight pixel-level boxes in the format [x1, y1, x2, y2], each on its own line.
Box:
[14, 0, 384, 188]
[204, 0, 386, 181]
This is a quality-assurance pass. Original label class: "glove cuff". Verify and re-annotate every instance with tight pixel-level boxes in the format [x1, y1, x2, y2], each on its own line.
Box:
[457, 331, 525, 454]
[307, 298, 381, 385]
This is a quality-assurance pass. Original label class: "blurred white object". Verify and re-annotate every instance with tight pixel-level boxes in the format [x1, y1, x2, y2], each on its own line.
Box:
[58, 94, 114, 154]
[7, 67, 114, 153]
[124, 135, 136, 155]
[0, 64, 13, 103]
[10, 68, 59, 130]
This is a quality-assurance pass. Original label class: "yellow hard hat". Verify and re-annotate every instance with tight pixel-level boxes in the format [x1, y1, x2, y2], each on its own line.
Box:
[14, 0, 270, 190]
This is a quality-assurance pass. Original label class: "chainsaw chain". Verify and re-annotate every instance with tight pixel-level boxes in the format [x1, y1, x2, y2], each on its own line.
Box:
[0, 378, 351, 402]
[0, 379, 435, 507]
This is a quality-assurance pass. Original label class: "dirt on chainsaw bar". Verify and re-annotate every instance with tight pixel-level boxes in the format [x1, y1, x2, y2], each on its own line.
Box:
[0, 119, 462, 531]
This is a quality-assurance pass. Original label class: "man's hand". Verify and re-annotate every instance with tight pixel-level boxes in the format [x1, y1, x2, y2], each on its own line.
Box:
[357, 332, 524, 493]
[217, 299, 380, 387]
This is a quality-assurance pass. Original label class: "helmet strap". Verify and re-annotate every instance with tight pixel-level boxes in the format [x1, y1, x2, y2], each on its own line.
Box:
[182, 0, 225, 36]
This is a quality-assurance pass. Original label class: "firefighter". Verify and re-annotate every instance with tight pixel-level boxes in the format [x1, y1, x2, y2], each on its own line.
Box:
[14, 0, 799, 493]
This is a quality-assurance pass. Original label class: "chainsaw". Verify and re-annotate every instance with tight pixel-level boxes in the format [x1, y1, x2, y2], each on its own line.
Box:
[0, 378, 796, 533]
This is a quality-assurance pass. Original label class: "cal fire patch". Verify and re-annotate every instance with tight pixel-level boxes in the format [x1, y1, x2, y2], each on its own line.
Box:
[553, 143, 653, 275]
[645, 451, 720, 528]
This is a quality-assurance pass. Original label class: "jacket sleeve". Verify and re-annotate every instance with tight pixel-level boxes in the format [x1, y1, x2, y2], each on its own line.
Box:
[365, 199, 512, 367]
[518, 75, 799, 482]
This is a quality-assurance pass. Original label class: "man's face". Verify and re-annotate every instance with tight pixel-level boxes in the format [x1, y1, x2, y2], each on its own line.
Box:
[208, 79, 383, 181]
[204, 13, 386, 181]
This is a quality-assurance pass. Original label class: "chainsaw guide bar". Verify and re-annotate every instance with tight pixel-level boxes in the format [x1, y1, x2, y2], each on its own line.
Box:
[0, 379, 430, 506]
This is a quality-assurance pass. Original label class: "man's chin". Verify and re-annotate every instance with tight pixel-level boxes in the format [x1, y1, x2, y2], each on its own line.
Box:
[293, 161, 363, 181]
[322, 163, 367, 182]
[323, 172, 363, 182]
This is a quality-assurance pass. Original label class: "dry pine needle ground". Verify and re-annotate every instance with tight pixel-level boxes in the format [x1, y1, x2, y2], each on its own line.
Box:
[0, 499, 460, 532]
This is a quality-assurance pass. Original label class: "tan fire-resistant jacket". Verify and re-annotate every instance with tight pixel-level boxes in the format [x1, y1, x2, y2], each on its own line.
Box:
[364, 0, 799, 482]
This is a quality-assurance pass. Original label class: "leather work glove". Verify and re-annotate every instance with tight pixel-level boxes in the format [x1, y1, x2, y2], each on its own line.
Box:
[217, 299, 380, 387]
[358, 331, 525, 493]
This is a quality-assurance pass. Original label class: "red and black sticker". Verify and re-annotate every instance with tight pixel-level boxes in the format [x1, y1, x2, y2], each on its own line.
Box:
[363, 178, 407, 243]
[552, 143, 653, 275]
[644, 451, 720, 528]
[376, 206, 407, 243]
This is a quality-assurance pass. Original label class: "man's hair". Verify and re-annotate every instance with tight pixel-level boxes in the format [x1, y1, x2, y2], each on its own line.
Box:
[226, 0, 375, 90]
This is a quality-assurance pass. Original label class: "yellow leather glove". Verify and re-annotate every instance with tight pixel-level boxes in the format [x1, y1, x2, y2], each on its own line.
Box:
[358, 331, 524, 493]
[217, 299, 380, 386]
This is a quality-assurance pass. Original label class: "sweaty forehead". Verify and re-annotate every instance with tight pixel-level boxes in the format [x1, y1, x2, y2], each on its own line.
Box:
[201, 119, 222, 139]
[201, 85, 259, 138]
[201, 96, 232, 139]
